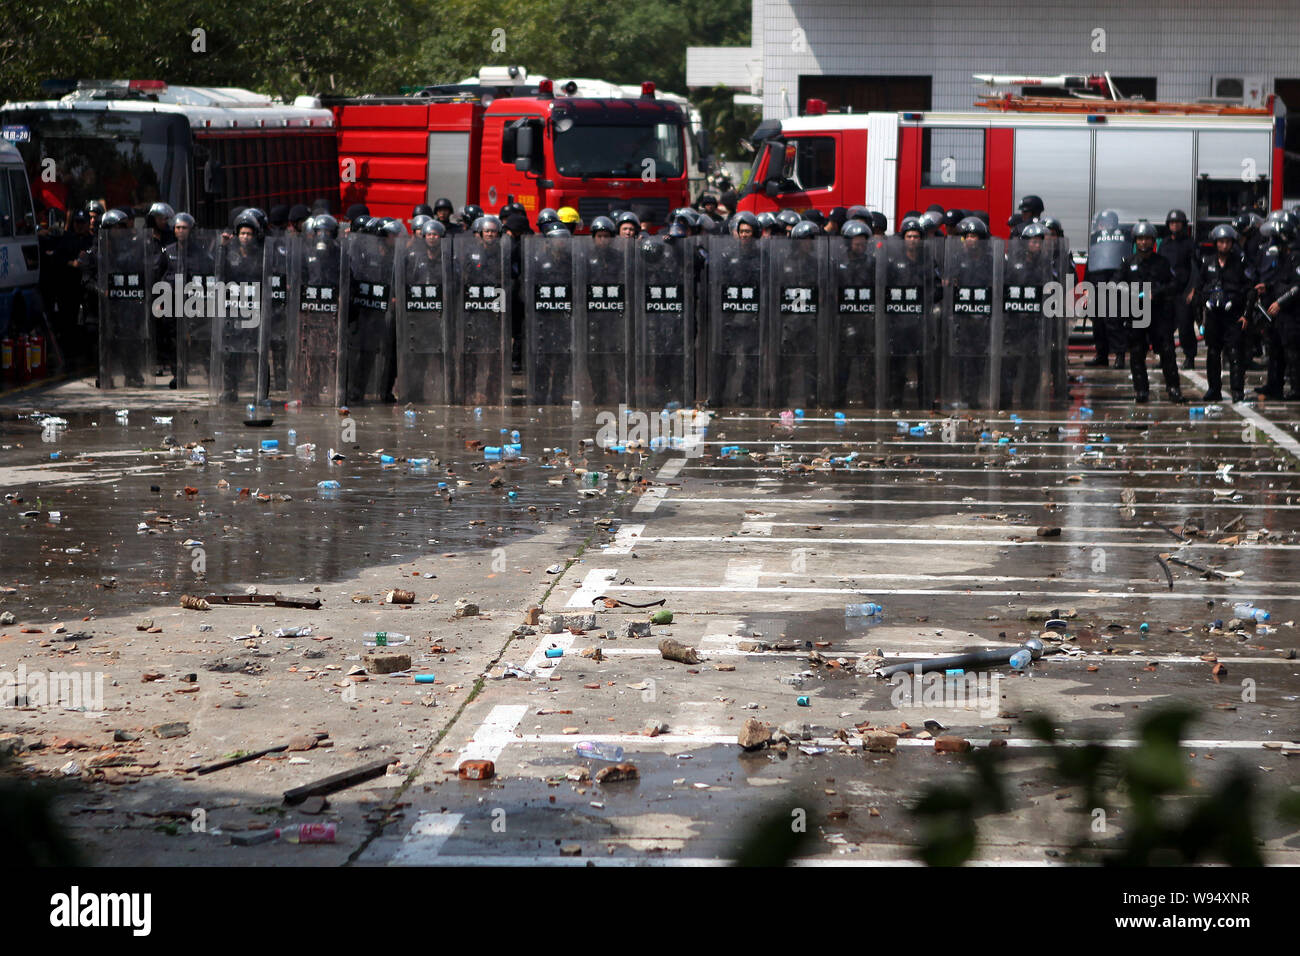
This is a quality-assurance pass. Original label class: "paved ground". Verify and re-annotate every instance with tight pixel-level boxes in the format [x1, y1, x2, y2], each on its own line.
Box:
[2, 358, 1299, 866]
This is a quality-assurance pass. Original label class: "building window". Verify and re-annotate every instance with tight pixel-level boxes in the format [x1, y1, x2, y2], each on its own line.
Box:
[920, 128, 985, 188]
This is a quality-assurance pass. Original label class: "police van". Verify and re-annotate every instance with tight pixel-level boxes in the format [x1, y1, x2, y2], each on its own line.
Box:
[0, 135, 40, 336]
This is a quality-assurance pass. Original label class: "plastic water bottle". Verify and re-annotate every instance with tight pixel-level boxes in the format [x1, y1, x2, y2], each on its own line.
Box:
[845, 602, 883, 617]
[510, 430, 520, 443]
[408, 457, 430, 468]
[317, 479, 340, 490]
[285, 399, 302, 411]
[1009, 649, 1032, 670]
[380, 454, 397, 464]
[794, 408, 805, 419]
[484, 446, 502, 460]
[363, 631, 411, 647]
[272, 625, 313, 637]
[296, 443, 316, 458]
[260, 439, 278, 451]
[287, 428, 297, 445]
[1232, 603, 1270, 623]
[404, 409, 416, 424]
[574, 741, 624, 762]
[1078, 406, 1093, 418]
[189, 445, 207, 464]
[246, 403, 256, 418]
[474, 407, 483, 420]
[571, 399, 582, 419]
[896, 420, 909, 433]
[1189, 406, 1205, 419]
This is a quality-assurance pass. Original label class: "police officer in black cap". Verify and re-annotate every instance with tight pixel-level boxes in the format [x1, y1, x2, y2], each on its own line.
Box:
[1121, 221, 1181, 403]
[1007, 195, 1044, 238]
[1159, 209, 1199, 368]
[433, 198, 460, 234]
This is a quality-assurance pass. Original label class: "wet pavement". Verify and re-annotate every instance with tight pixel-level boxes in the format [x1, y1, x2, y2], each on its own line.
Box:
[2, 359, 1300, 865]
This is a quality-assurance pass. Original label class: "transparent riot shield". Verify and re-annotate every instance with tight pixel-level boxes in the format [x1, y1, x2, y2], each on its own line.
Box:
[766, 235, 830, 409]
[877, 235, 939, 408]
[940, 235, 999, 410]
[1049, 238, 1073, 403]
[169, 229, 220, 393]
[828, 232, 880, 407]
[286, 233, 344, 407]
[633, 235, 694, 408]
[1000, 237, 1053, 408]
[706, 235, 765, 407]
[574, 235, 632, 408]
[450, 233, 512, 406]
[210, 233, 269, 404]
[261, 233, 292, 398]
[395, 233, 452, 405]
[340, 232, 398, 404]
[522, 233, 576, 405]
[97, 229, 157, 389]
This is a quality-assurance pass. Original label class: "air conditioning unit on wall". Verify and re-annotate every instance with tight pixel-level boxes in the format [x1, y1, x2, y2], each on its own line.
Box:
[1211, 75, 1267, 107]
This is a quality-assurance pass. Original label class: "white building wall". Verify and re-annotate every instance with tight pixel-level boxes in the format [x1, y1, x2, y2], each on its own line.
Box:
[759, 0, 1300, 118]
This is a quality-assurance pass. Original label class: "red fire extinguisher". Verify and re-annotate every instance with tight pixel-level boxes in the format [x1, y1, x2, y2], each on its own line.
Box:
[15, 333, 30, 384]
[0, 336, 13, 383]
[25, 332, 45, 380]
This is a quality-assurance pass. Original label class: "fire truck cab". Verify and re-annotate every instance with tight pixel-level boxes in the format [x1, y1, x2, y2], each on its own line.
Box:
[739, 95, 1284, 245]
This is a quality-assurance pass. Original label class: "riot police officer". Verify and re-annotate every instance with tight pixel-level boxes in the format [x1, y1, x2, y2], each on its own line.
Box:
[1259, 219, 1300, 399]
[884, 216, 940, 406]
[1086, 209, 1129, 367]
[1197, 224, 1255, 402]
[214, 210, 266, 401]
[946, 216, 995, 407]
[528, 225, 576, 404]
[458, 215, 508, 405]
[1160, 209, 1199, 368]
[1121, 221, 1181, 403]
[832, 220, 876, 405]
[711, 211, 763, 405]
[774, 220, 823, 406]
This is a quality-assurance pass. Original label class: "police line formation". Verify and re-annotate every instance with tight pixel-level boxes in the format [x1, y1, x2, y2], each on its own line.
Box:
[84, 195, 1300, 410]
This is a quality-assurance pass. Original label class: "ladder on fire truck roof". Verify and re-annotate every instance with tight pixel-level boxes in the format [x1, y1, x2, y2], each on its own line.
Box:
[971, 72, 1274, 116]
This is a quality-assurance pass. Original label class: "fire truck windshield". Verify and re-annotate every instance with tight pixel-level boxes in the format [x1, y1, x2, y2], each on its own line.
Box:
[553, 122, 683, 179]
[3, 109, 189, 218]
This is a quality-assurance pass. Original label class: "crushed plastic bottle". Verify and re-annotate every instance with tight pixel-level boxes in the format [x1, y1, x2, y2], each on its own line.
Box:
[189, 445, 207, 464]
[272, 625, 313, 637]
[285, 399, 303, 411]
[279, 822, 336, 844]
[1232, 603, 1270, 623]
[896, 420, 909, 433]
[408, 457, 430, 468]
[473, 407, 483, 419]
[317, 479, 341, 490]
[295, 442, 316, 458]
[574, 741, 624, 762]
[510, 430, 520, 443]
[363, 631, 411, 647]
[779, 410, 795, 426]
[404, 409, 416, 424]
[1009, 649, 1032, 670]
[380, 454, 397, 464]
[845, 602, 883, 617]
[571, 399, 582, 419]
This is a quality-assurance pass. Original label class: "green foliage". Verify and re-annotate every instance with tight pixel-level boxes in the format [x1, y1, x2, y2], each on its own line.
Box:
[2, 0, 751, 102]
[913, 705, 1278, 866]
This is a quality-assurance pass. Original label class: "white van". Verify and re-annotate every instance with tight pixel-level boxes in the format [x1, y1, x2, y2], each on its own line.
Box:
[0, 135, 41, 335]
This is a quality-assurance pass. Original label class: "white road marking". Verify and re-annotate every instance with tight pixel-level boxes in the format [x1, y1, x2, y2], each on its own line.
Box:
[656, 458, 686, 480]
[604, 523, 644, 555]
[591, 583, 1300, 601]
[633, 487, 669, 513]
[455, 704, 529, 768]
[524, 633, 575, 673]
[640, 533, 1300, 551]
[390, 812, 464, 865]
[517, 732, 1293, 750]
[661, 496, 1299, 511]
[567, 568, 617, 608]
[723, 558, 763, 589]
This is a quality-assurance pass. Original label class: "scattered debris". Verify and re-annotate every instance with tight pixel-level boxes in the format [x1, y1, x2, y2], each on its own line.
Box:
[658, 638, 700, 665]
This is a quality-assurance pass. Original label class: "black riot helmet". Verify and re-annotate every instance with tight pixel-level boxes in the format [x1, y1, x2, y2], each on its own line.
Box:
[1132, 220, 1159, 241]
[840, 220, 872, 240]
[412, 203, 434, 219]
[589, 216, 616, 236]
[310, 214, 340, 241]
[233, 209, 264, 240]
[1018, 195, 1044, 217]
[461, 204, 484, 226]
[1208, 224, 1238, 244]
[956, 216, 989, 238]
[614, 210, 641, 235]
[898, 216, 924, 237]
[775, 209, 801, 229]
[536, 208, 560, 230]
[418, 219, 446, 239]
[1094, 209, 1121, 231]
[1019, 222, 1046, 240]
[1166, 208, 1189, 226]
[639, 236, 666, 262]
[869, 212, 888, 235]
[790, 221, 820, 240]
[100, 209, 132, 230]
[433, 197, 454, 214]
[732, 211, 761, 236]
[147, 202, 175, 228]
[1038, 215, 1064, 237]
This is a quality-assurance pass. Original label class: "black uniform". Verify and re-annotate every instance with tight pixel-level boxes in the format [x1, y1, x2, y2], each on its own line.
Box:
[1252, 240, 1291, 397]
[832, 238, 878, 405]
[215, 238, 265, 400]
[163, 233, 216, 388]
[397, 239, 449, 404]
[579, 240, 630, 405]
[456, 238, 509, 405]
[293, 238, 343, 404]
[1119, 248, 1179, 400]
[1001, 243, 1054, 407]
[883, 241, 940, 406]
[527, 239, 576, 404]
[1159, 231, 1199, 364]
[946, 241, 995, 408]
[1258, 245, 1300, 398]
[773, 240, 822, 407]
[1196, 247, 1255, 400]
[710, 240, 764, 405]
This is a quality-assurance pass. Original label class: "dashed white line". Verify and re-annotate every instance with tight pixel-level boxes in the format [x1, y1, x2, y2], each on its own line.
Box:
[567, 568, 618, 607]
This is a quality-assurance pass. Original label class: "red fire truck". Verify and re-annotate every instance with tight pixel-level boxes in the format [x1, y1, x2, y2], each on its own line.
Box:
[329, 67, 701, 229]
[738, 78, 1284, 244]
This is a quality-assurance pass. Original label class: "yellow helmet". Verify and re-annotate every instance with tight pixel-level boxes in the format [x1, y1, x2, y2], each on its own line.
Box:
[557, 206, 580, 225]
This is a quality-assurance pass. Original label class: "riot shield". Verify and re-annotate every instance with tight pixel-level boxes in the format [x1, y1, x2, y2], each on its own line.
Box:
[633, 235, 694, 408]
[286, 234, 344, 407]
[940, 235, 999, 410]
[766, 236, 830, 409]
[395, 233, 452, 405]
[877, 235, 939, 408]
[450, 233, 511, 406]
[522, 233, 576, 405]
[1000, 237, 1052, 408]
[574, 235, 632, 408]
[210, 233, 269, 404]
[168, 229, 220, 392]
[97, 229, 156, 389]
[829, 232, 880, 407]
[706, 235, 765, 407]
[340, 232, 398, 404]
[261, 233, 292, 398]
[1049, 237, 1073, 403]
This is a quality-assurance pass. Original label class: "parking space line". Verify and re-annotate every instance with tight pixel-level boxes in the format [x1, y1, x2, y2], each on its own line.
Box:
[638, 534, 1300, 551]
[567, 568, 617, 607]
[390, 812, 464, 866]
[658, 497, 1300, 510]
[591, 583, 1300, 600]
[633, 487, 669, 513]
[455, 704, 529, 768]
[604, 523, 644, 555]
